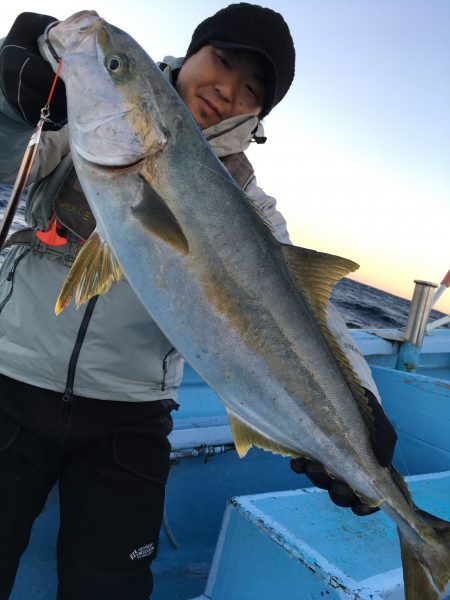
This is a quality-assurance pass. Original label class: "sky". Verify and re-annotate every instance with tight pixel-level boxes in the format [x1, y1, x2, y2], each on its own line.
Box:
[4, 1, 450, 314]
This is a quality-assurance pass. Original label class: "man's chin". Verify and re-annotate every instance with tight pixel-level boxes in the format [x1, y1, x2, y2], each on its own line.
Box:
[191, 110, 221, 130]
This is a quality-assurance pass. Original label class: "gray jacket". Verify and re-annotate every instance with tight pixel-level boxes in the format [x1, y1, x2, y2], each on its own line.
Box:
[0, 53, 378, 402]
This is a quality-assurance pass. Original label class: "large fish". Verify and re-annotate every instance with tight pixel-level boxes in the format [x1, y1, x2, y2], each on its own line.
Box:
[47, 11, 450, 598]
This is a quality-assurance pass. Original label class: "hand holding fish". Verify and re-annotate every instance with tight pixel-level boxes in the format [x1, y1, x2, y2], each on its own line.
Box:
[290, 390, 397, 517]
[0, 12, 67, 130]
[291, 388, 398, 515]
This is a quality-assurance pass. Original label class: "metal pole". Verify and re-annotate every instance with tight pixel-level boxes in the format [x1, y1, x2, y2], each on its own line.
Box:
[396, 280, 438, 372]
[404, 280, 438, 345]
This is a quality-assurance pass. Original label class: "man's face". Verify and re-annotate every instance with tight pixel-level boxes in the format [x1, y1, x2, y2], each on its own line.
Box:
[176, 45, 266, 130]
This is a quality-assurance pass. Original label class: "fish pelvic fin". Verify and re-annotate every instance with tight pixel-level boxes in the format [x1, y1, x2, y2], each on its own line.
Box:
[398, 514, 450, 599]
[281, 244, 383, 453]
[55, 230, 123, 315]
[227, 410, 297, 459]
[131, 176, 189, 255]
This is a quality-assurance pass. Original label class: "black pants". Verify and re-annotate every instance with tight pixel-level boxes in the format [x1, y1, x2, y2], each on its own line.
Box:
[0, 373, 176, 600]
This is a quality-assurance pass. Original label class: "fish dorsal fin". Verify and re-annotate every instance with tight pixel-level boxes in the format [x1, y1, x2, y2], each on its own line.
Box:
[55, 230, 123, 315]
[281, 244, 359, 321]
[281, 244, 379, 446]
[132, 177, 189, 255]
[227, 410, 296, 459]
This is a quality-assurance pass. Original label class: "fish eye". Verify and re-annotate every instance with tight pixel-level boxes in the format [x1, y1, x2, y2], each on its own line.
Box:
[106, 54, 126, 73]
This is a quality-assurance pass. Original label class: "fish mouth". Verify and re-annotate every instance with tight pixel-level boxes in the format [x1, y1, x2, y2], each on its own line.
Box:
[48, 11, 102, 55]
[72, 140, 148, 172]
[91, 157, 146, 172]
[73, 148, 146, 173]
[71, 128, 166, 173]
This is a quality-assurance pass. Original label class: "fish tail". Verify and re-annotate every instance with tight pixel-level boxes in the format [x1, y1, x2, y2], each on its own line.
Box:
[398, 510, 450, 599]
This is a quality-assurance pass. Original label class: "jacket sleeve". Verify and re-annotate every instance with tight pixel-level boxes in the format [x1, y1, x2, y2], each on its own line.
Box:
[244, 173, 381, 402]
[0, 37, 70, 185]
[244, 175, 291, 243]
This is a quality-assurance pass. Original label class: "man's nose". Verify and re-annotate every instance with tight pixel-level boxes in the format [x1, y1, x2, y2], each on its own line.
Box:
[214, 74, 238, 103]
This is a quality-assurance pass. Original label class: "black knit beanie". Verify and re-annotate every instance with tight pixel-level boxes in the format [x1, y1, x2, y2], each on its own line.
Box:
[185, 3, 295, 117]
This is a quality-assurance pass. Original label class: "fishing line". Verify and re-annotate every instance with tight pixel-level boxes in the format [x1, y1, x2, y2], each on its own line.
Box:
[42, 57, 63, 120]
[396, 439, 411, 478]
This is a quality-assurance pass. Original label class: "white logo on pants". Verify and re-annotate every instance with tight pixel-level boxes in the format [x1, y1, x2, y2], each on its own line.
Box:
[130, 543, 155, 560]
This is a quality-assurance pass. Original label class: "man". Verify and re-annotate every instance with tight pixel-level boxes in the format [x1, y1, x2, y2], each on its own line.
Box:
[0, 4, 396, 599]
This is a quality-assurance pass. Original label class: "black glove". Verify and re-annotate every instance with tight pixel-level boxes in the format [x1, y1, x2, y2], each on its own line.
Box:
[290, 389, 397, 516]
[0, 12, 66, 130]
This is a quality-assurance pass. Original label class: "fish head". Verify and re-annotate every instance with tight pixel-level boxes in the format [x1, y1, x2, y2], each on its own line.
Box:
[48, 11, 167, 169]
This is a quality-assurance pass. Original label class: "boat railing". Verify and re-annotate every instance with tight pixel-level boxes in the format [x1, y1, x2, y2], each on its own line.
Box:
[395, 270, 449, 372]
[426, 313, 450, 332]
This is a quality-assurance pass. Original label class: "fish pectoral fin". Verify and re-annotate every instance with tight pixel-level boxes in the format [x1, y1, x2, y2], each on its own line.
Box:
[227, 410, 296, 459]
[131, 177, 189, 255]
[281, 244, 359, 321]
[55, 230, 123, 315]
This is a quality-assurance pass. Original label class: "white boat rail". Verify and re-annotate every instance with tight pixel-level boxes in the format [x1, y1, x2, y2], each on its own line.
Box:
[427, 314, 450, 332]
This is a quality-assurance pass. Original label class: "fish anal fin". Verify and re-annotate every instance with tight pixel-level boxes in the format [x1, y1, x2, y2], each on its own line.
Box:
[227, 410, 296, 459]
[281, 244, 359, 321]
[132, 177, 189, 255]
[55, 231, 123, 315]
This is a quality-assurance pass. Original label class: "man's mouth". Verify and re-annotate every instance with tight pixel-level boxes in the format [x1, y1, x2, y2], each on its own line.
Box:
[199, 96, 221, 119]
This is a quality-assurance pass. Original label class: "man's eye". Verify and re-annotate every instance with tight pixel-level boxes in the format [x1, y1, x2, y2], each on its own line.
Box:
[245, 84, 257, 98]
[217, 53, 230, 68]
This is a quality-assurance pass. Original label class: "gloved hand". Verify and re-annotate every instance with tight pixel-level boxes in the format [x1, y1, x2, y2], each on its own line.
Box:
[0, 12, 66, 130]
[290, 389, 397, 516]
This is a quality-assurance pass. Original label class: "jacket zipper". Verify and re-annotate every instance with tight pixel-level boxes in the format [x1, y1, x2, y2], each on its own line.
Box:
[0, 248, 30, 314]
[161, 348, 175, 391]
[59, 295, 99, 436]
